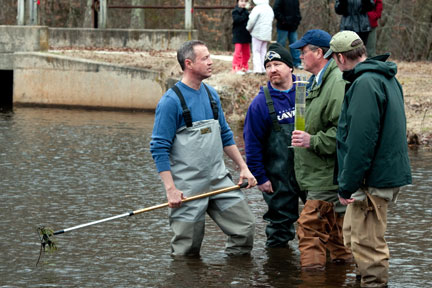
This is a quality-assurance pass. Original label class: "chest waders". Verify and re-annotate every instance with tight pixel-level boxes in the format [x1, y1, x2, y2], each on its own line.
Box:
[262, 86, 302, 247]
[167, 84, 255, 256]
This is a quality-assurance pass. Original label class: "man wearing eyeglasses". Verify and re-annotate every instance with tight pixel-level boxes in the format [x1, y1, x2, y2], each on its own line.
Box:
[289, 29, 351, 269]
[244, 43, 303, 248]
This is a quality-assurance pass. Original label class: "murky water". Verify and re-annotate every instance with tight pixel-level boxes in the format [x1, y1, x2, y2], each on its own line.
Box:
[0, 107, 430, 287]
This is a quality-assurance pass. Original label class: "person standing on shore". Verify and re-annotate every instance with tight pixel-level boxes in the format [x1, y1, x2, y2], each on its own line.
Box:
[366, 0, 383, 57]
[150, 40, 256, 256]
[325, 30, 412, 287]
[335, 0, 375, 45]
[273, 0, 303, 69]
[246, 0, 274, 74]
[231, 0, 252, 74]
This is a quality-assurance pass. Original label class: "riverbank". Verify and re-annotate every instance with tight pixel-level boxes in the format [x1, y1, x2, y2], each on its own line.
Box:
[51, 48, 432, 147]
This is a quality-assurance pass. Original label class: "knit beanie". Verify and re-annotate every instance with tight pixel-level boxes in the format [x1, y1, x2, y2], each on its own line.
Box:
[264, 43, 294, 69]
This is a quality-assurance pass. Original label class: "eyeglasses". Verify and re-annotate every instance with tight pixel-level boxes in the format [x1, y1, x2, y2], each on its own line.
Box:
[300, 47, 318, 56]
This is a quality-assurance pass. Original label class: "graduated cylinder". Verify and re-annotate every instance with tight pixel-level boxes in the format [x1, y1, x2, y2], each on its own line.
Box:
[294, 75, 308, 131]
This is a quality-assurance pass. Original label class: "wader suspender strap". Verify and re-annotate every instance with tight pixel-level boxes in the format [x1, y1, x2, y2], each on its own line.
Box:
[171, 85, 193, 127]
[171, 84, 218, 128]
[203, 84, 219, 121]
[263, 86, 281, 132]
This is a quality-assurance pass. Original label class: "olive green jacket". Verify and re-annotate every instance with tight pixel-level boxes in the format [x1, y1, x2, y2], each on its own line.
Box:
[294, 59, 345, 191]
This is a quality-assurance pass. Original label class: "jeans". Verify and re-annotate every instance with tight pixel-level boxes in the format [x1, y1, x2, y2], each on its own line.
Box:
[276, 29, 301, 67]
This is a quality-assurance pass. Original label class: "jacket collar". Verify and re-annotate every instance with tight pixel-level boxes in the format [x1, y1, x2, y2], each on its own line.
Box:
[307, 59, 337, 93]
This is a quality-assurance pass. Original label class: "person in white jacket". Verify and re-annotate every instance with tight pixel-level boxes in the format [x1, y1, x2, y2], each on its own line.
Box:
[246, 0, 274, 73]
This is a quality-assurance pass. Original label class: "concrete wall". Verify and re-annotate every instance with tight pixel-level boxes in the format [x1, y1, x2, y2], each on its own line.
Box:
[0, 25, 49, 70]
[49, 28, 198, 50]
[0, 53, 14, 70]
[0, 25, 49, 52]
[13, 52, 165, 110]
[0, 26, 197, 110]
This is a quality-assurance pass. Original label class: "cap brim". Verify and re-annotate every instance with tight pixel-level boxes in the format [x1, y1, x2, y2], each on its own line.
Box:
[289, 39, 308, 49]
[324, 48, 333, 59]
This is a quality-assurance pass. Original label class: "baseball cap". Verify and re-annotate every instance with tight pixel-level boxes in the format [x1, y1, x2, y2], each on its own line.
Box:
[289, 29, 331, 49]
[324, 30, 364, 59]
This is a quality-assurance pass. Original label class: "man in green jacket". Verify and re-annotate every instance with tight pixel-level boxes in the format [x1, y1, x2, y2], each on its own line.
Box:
[290, 29, 352, 269]
[325, 31, 412, 287]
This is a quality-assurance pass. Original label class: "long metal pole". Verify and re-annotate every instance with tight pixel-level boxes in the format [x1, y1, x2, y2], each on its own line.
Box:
[52, 182, 247, 236]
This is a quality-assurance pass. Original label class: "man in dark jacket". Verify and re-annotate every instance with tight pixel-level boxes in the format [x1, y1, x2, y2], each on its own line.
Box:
[273, 0, 302, 69]
[335, 0, 375, 44]
[325, 31, 412, 287]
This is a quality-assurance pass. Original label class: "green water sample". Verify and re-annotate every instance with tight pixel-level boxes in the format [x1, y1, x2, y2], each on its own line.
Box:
[295, 114, 305, 131]
[295, 80, 307, 131]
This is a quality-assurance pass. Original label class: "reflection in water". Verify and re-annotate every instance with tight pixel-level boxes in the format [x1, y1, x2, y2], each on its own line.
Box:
[0, 107, 431, 287]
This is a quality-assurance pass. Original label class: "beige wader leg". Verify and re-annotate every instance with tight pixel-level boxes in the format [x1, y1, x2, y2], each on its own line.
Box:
[343, 194, 390, 287]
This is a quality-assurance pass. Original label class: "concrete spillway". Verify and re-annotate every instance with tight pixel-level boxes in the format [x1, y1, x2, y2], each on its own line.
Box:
[0, 25, 197, 111]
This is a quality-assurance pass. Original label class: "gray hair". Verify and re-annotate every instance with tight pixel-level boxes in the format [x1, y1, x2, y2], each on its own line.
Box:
[308, 44, 330, 57]
[177, 40, 206, 71]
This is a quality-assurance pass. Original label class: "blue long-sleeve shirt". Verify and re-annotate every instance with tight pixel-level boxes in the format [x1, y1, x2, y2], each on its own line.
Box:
[150, 81, 235, 173]
[243, 78, 296, 184]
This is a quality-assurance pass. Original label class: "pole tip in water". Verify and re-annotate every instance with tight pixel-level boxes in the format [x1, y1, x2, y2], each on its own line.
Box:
[36, 226, 57, 266]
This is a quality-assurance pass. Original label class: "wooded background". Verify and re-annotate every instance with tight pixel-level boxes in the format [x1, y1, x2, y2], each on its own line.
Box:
[1, 0, 431, 61]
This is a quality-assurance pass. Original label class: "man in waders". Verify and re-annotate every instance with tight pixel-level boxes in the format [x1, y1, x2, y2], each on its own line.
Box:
[289, 29, 352, 269]
[150, 40, 256, 256]
[243, 43, 302, 248]
[325, 31, 412, 287]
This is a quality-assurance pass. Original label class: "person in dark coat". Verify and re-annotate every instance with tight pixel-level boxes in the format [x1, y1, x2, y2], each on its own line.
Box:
[335, 0, 375, 44]
[232, 0, 252, 73]
[273, 0, 302, 69]
[325, 30, 412, 287]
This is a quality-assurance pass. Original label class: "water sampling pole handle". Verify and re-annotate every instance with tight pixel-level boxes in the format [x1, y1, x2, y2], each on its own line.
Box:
[53, 181, 248, 235]
[132, 181, 248, 215]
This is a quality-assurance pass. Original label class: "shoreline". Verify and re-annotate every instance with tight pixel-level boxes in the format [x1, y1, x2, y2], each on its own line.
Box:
[48, 48, 432, 148]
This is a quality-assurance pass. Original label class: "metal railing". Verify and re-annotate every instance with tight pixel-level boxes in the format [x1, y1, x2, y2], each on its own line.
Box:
[16, 0, 235, 29]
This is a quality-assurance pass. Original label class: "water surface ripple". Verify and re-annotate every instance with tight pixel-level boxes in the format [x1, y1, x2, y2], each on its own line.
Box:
[0, 108, 430, 287]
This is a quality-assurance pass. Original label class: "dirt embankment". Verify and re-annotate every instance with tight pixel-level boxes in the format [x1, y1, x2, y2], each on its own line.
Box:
[51, 48, 432, 148]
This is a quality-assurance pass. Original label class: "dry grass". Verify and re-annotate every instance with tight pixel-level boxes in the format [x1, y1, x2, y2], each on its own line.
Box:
[396, 61, 432, 146]
[50, 48, 432, 147]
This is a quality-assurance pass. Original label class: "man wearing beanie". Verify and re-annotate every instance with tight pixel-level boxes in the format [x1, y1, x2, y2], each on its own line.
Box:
[328, 30, 411, 287]
[244, 43, 304, 248]
[289, 29, 352, 269]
